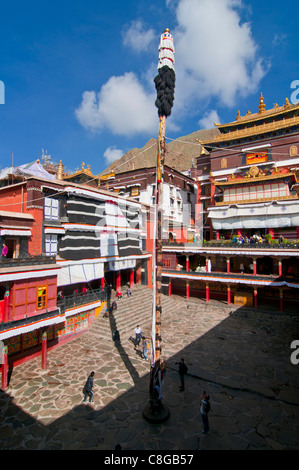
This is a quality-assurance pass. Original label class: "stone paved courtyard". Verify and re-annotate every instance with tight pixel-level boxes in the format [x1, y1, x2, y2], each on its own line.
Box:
[0, 295, 299, 450]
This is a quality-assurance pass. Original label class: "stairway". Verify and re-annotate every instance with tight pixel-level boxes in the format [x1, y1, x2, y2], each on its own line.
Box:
[97, 284, 154, 340]
[96, 284, 204, 341]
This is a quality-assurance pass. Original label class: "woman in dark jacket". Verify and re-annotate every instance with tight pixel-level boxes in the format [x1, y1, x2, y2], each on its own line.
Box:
[83, 371, 95, 403]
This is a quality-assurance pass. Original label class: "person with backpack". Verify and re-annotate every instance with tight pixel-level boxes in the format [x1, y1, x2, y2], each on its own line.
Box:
[200, 390, 211, 434]
[176, 358, 188, 391]
[83, 371, 95, 403]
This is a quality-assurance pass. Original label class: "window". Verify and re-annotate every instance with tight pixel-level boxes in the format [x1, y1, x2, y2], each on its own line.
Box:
[236, 187, 242, 201]
[45, 234, 58, 256]
[44, 197, 59, 221]
[221, 158, 227, 169]
[131, 187, 139, 197]
[272, 183, 279, 199]
[230, 188, 236, 200]
[37, 286, 47, 309]
[246, 152, 267, 165]
[249, 186, 256, 199]
[264, 184, 271, 199]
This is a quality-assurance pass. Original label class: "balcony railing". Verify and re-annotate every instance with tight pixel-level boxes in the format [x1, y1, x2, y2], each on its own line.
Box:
[57, 288, 108, 314]
[0, 255, 57, 268]
[203, 240, 299, 249]
[162, 240, 299, 250]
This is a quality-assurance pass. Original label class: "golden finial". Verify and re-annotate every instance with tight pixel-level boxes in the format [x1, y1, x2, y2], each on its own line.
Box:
[258, 92, 266, 113]
[236, 110, 241, 121]
[81, 162, 85, 169]
[57, 160, 63, 180]
[200, 145, 209, 156]
[285, 97, 291, 108]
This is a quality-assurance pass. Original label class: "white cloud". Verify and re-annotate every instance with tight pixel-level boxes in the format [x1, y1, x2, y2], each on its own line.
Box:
[75, 0, 268, 138]
[122, 20, 155, 53]
[75, 72, 157, 136]
[103, 146, 124, 164]
[198, 110, 221, 129]
[172, 0, 268, 110]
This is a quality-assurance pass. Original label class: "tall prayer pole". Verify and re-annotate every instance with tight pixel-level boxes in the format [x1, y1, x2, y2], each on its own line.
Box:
[143, 28, 175, 423]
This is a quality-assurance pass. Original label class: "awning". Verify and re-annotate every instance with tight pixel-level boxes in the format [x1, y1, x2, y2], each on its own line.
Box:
[57, 260, 104, 286]
[208, 201, 299, 230]
[108, 259, 136, 271]
[0, 266, 61, 283]
[0, 229, 32, 237]
[44, 227, 66, 235]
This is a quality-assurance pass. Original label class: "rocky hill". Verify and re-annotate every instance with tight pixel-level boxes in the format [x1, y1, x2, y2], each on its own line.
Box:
[99, 127, 220, 176]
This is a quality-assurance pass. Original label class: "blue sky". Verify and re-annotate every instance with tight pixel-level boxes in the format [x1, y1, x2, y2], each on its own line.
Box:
[0, 0, 298, 175]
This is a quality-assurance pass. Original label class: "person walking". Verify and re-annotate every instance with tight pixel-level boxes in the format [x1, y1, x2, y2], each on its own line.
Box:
[142, 336, 149, 360]
[83, 371, 95, 403]
[134, 325, 142, 348]
[176, 358, 188, 391]
[200, 390, 211, 434]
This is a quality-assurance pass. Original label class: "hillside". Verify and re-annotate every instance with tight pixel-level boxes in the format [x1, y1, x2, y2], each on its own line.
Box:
[99, 127, 220, 176]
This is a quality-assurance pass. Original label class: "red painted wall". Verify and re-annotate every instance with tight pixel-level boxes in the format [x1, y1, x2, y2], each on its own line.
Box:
[8, 275, 57, 322]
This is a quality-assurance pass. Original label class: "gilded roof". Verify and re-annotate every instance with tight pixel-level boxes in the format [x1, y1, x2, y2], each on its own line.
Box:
[203, 95, 299, 145]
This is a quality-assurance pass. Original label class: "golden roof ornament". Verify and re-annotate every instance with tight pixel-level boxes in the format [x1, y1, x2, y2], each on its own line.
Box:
[200, 145, 209, 156]
[258, 92, 266, 114]
[57, 160, 63, 180]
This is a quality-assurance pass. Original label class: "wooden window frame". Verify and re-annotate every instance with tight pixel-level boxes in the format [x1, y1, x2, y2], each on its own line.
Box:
[37, 285, 47, 310]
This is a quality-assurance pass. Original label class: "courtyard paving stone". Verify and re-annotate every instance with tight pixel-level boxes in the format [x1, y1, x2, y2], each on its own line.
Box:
[0, 294, 299, 450]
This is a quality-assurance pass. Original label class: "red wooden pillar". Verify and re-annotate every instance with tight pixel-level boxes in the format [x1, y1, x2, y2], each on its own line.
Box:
[116, 271, 121, 291]
[168, 279, 172, 297]
[216, 231, 220, 240]
[254, 288, 258, 309]
[42, 332, 47, 370]
[226, 257, 230, 274]
[186, 255, 190, 272]
[3, 286, 10, 323]
[227, 285, 231, 305]
[136, 264, 141, 285]
[186, 281, 190, 299]
[206, 284, 210, 302]
[1, 345, 8, 390]
[278, 259, 283, 277]
[101, 277, 105, 288]
[130, 269, 134, 288]
[253, 259, 257, 276]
